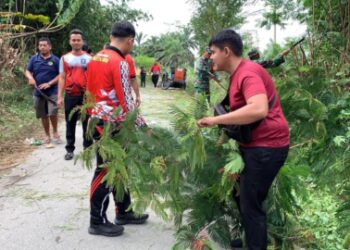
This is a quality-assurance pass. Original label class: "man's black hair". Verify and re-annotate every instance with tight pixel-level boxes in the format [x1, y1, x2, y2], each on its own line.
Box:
[69, 29, 84, 39]
[111, 21, 136, 38]
[38, 37, 51, 45]
[209, 29, 243, 57]
[248, 49, 260, 60]
[82, 43, 92, 54]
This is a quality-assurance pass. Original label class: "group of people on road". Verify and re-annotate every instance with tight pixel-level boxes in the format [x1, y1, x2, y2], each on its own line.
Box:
[26, 20, 290, 249]
[133, 62, 162, 88]
[25, 23, 148, 237]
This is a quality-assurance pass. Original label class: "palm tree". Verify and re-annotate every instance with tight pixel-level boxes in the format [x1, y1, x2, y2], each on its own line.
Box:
[134, 32, 147, 55]
[259, 0, 287, 43]
[143, 26, 197, 67]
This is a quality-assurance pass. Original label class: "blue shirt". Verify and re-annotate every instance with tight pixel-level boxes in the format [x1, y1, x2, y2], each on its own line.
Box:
[27, 54, 60, 96]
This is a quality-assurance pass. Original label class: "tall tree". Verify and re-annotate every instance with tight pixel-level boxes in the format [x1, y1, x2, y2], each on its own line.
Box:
[60, 0, 151, 54]
[143, 26, 197, 67]
[0, 0, 85, 40]
[190, 0, 246, 51]
[0, 0, 151, 54]
[134, 31, 147, 55]
[259, 0, 292, 43]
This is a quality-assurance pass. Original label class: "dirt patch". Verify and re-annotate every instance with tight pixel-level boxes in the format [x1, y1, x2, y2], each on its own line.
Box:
[0, 124, 43, 171]
[0, 114, 64, 171]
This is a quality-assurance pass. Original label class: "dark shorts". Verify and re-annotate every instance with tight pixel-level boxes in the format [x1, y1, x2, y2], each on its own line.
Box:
[34, 95, 58, 119]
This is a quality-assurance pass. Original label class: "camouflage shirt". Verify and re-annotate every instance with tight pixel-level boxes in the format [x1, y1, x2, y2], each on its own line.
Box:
[255, 55, 285, 68]
[195, 57, 218, 94]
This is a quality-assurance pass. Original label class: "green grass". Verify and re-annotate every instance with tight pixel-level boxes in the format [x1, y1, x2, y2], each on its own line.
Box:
[296, 186, 344, 249]
[0, 84, 37, 142]
[139, 81, 190, 127]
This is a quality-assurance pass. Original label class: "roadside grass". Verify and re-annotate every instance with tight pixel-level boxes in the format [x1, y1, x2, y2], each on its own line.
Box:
[139, 81, 189, 127]
[0, 85, 37, 142]
[0, 80, 42, 168]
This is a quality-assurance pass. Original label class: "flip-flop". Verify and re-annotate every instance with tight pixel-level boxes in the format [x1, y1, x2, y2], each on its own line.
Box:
[52, 136, 62, 144]
[45, 143, 55, 149]
[43, 137, 50, 144]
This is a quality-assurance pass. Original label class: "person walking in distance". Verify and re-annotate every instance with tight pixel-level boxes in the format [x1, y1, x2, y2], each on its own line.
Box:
[150, 61, 161, 88]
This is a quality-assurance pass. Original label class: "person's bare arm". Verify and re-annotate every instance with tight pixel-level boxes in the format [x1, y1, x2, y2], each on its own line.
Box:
[25, 70, 36, 86]
[130, 77, 141, 107]
[279, 49, 290, 57]
[57, 72, 66, 108]
[39, 75, 60, 90]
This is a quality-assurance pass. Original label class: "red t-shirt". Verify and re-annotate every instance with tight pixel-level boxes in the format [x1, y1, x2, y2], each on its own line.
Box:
[151, 64, 161, 75]
[229, 59, 289, 148]
[125, 54, 136, 79]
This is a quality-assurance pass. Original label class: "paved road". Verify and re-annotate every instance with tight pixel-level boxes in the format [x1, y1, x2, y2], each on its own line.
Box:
[0, 87, 186, 250]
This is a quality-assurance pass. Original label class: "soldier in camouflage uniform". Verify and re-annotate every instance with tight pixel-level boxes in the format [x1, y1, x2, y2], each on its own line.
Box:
[248, 48, 290, 68]
[195, 47, 219, 102]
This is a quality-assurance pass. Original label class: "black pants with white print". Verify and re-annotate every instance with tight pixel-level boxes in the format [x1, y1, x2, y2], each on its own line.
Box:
[90, 121, 131, 225]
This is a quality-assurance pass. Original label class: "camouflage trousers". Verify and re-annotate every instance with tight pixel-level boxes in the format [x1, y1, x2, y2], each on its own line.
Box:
[195, 84, 210, 101]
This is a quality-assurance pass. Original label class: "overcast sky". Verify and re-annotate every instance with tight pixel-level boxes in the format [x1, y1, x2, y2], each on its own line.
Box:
[123, 0, 306, 53]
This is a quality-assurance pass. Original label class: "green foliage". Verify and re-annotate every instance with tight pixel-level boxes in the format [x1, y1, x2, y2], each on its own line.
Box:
[0, 12, 50, 25]
[258, 0, 294, 42]
[343, 231, 350, 249]
[190, 0, 246, 51]
[134, 31, 147, 55]
[0, 0, 150, 55]
[77, 91, 309, 249]
[134, 55, 155, 70]
[257, 0, 350, 247]
[297, 187, 343, 249]
[0, 81, 37, 143]
[77, 96, 232, 246]
[143, 26, 196, 67]
[23, 13, 50, 25]
[56, 0, 84, 26]
[56, 0, 151, 54]
[337, 187, 350, 234]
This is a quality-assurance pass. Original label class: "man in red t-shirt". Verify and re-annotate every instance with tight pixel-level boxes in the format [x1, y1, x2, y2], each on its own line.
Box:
[150, 62, 161, 87]
[197, 29, 289, 249]
[86, 21, 147, 237]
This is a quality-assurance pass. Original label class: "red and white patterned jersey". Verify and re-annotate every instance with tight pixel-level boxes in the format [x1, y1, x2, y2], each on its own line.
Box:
[59, 51, 91, 96]
[86, 47, 145, 126]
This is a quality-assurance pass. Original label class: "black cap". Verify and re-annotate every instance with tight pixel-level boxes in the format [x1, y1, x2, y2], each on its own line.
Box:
[248, 49, 260, 60]
[111, 21, 136, 38]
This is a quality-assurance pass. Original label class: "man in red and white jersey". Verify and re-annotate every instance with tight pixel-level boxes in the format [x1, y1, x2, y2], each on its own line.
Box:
[86, 21, 148, 237]
[57, 29, 93, 161]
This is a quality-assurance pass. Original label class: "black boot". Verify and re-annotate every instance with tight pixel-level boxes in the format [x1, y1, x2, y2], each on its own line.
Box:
[88, 219, 124, 237]
[230, 238, 243, 249]
[64, 152, 74, 160]
[114, 212, 149, 225]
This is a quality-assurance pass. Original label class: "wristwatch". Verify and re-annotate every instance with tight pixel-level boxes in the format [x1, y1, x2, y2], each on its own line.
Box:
[48, 82, 51, 87]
